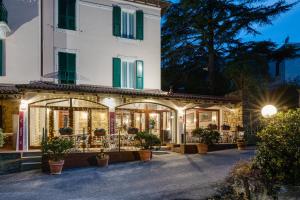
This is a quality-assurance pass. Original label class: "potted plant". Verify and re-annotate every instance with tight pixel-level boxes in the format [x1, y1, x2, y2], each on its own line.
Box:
[96, 149, 109, 167]
[207, 123, 218, 130]
[127, 127, 139, 135]
[41, 137, 73, 175]
[149, 118, 156, 129]
[237, 137, 246, 150]
[0, 129, 5, 148]
[192, 128, 220, 154]
[135, 132, 161, 161]
[221, 124, 231, 131]
[94, 128, 106, 137]
[59, 127, 73, 135]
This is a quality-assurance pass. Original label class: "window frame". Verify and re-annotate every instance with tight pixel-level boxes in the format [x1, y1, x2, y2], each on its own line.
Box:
[120, 9, 136, 39]
[120, 58, 136, 89]
[55, 48, 78, 84]
[55, 0, 79, 32]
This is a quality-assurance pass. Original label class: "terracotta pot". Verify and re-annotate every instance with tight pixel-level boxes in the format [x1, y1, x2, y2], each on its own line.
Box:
[197, 143, 208, 154]
[237, 141, 246, 150]
[96, 156, 109, 167]
[139, 150, 152, 161]
[49, 160, 64, 175]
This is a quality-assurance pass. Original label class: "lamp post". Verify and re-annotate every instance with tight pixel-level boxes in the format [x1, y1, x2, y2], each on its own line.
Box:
[261, 105, 278, 118]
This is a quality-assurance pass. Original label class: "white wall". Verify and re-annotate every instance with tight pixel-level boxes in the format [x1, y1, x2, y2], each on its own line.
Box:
[1, 0, 161, 90]
[0, 0, 41, 84]
[43, 0, 161, 89]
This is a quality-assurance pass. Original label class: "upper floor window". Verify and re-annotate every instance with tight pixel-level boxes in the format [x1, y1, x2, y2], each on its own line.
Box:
[58, 0, 76, 30]
[113, 6, 144, 40]
[113, 58, 144, 89]
[58, 52, 76, 84]
[122, 10, 135, 39]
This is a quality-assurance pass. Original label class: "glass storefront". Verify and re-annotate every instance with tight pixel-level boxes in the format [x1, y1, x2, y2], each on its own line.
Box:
[29, 98, 108, 148]
[116, 102, 176, 147]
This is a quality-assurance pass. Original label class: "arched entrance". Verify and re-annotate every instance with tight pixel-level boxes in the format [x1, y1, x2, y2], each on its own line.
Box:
[116, 102, 177, 144]
[28, 98, 108, 148]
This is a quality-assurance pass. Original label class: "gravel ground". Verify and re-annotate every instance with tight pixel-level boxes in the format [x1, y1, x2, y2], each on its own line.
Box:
[0, 148, 255, 200]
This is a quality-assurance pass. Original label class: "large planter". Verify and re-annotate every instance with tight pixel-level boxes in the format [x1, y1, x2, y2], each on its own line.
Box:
[94, 131, 106, 137]
[59, 128, 73, 136]
[237, 140, 246, 150]
[197, 143, 208, 154]
[96, 155, 109, 167]
[139, 150, 152, 161]
[49, 160, 64, 175]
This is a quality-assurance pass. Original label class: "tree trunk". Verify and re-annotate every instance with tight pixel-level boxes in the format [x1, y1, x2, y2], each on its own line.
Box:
[242, 89, 251, 133]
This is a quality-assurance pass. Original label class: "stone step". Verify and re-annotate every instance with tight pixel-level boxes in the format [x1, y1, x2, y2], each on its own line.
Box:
[21, 151, 42, 157]
[20, 162, 41, 171]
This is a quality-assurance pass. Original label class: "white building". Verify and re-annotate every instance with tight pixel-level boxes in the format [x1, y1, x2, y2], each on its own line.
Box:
[0, 0, 242, 152]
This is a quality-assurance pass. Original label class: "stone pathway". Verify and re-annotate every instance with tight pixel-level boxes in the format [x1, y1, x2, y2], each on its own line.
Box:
[0, 148, 255, 200]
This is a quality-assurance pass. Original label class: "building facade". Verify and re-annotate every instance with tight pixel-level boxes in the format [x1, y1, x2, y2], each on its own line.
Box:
[0, 0, 242, 152]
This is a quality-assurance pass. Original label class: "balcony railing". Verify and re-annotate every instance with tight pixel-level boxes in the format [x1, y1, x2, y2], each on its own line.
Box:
[0, 3, 7, 24]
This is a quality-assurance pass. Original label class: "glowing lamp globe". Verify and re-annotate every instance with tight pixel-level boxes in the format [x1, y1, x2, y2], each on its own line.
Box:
[261, 105, 277, 118]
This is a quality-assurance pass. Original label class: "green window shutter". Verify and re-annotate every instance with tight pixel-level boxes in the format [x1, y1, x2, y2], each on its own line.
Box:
[113, 6, 121, 37]
[0, 40, 3, 76]
[67, 53, 76, 84]
[58, 52, 76, 84]
[136, 10, 144, 40]
[58, 0, 76, 30]
[113, 57, 121, 87]
[135, 60, 144, 89]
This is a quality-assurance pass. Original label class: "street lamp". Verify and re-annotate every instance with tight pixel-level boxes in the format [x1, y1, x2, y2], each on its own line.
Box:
[261, 105, 277, 118]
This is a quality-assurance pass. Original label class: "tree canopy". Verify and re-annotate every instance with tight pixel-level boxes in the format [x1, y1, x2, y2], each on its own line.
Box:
[162, 0, 298, 95]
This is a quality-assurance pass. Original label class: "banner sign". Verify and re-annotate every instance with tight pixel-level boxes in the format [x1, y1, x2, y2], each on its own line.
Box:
[109, 112, 115, 135]
[18, 111, 24, 151]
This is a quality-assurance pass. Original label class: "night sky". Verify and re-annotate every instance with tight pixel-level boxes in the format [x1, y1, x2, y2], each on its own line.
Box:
[168, 0, 300, 44]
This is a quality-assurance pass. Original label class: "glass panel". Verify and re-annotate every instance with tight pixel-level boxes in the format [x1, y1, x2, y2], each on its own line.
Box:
[74, 111, 88, 135]
[129, 13, 134, 38]
[122, 12, 128, 37]
[122, 61, 128, 88]
[199, 111, 219, 129]
[128, 62, 134, 88]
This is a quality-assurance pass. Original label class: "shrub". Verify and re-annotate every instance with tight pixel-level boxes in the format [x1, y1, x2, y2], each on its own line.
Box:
[135, 132, 161, 150]
[41, 137, 74, 161]
[254, 109, 300, 195]
[192, 128, 220, 145]
[209, 161, 267, 200]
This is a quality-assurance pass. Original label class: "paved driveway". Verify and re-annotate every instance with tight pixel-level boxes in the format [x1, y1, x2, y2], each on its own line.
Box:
[0, 148, 255, 200]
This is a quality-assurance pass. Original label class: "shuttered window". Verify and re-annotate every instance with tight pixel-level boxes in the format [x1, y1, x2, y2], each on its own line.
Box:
[113, 58, 144, 89]
[136, 10, 144, 40]
[58, 0, 76, 30]
[58, 52, 76, 84]
[113, 7, 143, 40]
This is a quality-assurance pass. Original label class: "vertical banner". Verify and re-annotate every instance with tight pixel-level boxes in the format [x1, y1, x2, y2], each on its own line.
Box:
[18, 111, 24, 151]
[109, 112, 115, 135]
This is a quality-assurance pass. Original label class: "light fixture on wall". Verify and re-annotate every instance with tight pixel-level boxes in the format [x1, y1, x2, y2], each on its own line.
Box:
[20, 100, 28, 111]
[102, 98, 116, 109]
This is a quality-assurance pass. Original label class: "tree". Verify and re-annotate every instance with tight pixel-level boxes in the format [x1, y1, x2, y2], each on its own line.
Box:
[162, 0, 297, 93]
